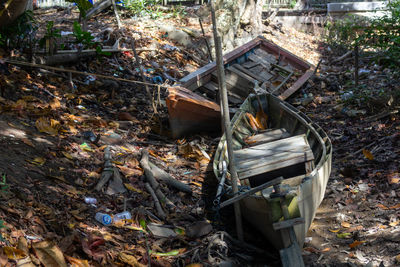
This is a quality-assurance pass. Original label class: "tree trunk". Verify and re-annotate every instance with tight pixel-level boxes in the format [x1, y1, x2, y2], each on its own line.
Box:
[214, 0, 264, 51]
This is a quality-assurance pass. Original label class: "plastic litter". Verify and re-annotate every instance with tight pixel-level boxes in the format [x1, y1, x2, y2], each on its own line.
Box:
[95, 212, 112, 225]
[84, 197, 97, 204]
[113, 211, 132, 222]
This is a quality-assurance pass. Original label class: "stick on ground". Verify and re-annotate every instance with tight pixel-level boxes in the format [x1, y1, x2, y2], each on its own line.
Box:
[145, 182, 166, 220]
[140, 150, 175, 210]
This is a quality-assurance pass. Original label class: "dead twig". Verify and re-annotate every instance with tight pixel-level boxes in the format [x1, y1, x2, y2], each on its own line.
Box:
[144, 183, 166, 220]
[148, 161, 192, 194]
[198, 17, 213, 62]
[365, 109, 398, 122]
[140, 150, 175, 210]
[330, 50, 353, 65]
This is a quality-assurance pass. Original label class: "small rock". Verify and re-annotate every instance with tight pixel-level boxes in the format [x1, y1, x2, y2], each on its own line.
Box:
[118, 112, 136, 121]
[321, 81, 326, 89]
[147, 224, 177, 238]
[186, 221, 212, 238]
[344, 177, 353, 185]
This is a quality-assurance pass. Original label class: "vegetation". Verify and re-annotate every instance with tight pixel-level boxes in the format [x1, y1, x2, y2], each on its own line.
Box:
[325, 0, 400, 67]
[0, 11, 37, 49]
[121, 0, 186, 19]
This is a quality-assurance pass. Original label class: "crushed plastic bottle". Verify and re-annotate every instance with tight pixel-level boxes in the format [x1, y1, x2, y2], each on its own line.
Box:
[113, 211, 132, 222]
[95, 212, 112, 225]
[84, 197, 97, 204]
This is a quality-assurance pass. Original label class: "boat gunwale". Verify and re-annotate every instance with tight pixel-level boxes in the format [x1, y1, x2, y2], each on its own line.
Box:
[213, 93, 332, 200]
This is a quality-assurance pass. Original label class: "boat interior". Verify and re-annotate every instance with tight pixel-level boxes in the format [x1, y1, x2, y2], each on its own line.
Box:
[181, 38, 309, 109]
[214, 93, 331, 192]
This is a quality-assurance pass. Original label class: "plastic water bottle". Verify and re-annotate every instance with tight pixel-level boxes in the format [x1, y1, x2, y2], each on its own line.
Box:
[113, 211, 132, 222]
[95, 212, 112, 225]
[84, 197, 97, 204]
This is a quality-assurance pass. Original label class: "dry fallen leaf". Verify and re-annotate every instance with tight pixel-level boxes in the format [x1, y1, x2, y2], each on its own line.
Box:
[341, 222, 351, 228]
[389, 221, 400, 227]
[329, 229, 340, 233]
[21, 138, 34, 147]
[64, 255, 89, 267]
[118, 252, 146, 267]
[32, 240, 68, 267]
[377, 204, 389, 210]
[321, 247, 331, 252]
[362, 149, 374, 160]
[389, 203, 400, 209]
[349, 240, 365, 249]
[3, 246, 26, 259]
[49, 98, 61, 110]
[28, 157, 46, 166]
[35, 117, 61, 135]
[387, 172, 400, 184]
[62, 151, 74, 160]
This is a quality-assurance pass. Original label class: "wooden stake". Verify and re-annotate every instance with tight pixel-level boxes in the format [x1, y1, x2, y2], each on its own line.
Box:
[199, 17, 213, 62]
[210, 0, 244, 241]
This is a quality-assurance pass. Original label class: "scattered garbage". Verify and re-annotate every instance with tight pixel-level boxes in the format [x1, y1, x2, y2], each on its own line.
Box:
[83, 131, 98, 143]
[341, 91, 354, 100]
[95, 212, 113, 226]
[147, 224, 177, 238]
[84, 197, 97, 204]
[113, 211, 132, 222]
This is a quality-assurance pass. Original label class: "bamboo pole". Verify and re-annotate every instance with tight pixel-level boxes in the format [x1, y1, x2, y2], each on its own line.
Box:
[210, 0, 243, 241]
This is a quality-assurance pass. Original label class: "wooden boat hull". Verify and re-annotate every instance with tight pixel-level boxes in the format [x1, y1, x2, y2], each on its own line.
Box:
[166, 86, 222, 136]
[167, 36, 314, 138]
[0, 0, 28, 27]
[213, 93, 332, 250]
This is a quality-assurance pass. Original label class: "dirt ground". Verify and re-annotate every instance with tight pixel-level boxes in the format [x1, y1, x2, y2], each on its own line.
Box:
[0, 4, 399, 267]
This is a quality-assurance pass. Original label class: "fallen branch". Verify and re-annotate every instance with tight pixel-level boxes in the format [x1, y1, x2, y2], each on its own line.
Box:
[341, 133, 398, 161]
[140, 150, 175, 210]
[148, 161, 192, 194]
[331, 50, 353, 65]
[145, 183, 166, 220]
[365, 109, 398, 122]
[5, 59, 169, 89]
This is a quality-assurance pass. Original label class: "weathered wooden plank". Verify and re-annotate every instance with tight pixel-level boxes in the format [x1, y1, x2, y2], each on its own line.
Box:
[248, 54, 272, 70]
[227, 65, 257, 83]
[237, 154, 313, 180]
[234, 134, 309, 160]
[236, 149, 314, 173]
[254, 48, 277, 64]
[246, 128, 290, 146]
[241, 61, 260, 69]
[211, 70, 253, 98]
[231, 64, 270, 83]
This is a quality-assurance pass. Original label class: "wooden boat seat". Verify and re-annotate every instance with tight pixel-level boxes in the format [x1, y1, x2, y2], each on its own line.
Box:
[246, 128, 291, 147]
[234, 134, 314, 180]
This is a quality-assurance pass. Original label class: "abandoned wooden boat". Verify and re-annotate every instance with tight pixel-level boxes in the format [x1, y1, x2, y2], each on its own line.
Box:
[213, 92, 332, 249]
[166, 36, 314, 138]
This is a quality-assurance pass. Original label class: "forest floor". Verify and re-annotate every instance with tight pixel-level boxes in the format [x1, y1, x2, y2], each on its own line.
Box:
[0, 5, 399, 267]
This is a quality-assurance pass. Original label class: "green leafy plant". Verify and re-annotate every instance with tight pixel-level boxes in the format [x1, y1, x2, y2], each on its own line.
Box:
[356, 0, 400, 67]
[73, 21, 96, 48]
[39, 21, 61, 53]
[73, 21, 111, 56]
[122, 0, 161, 17]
